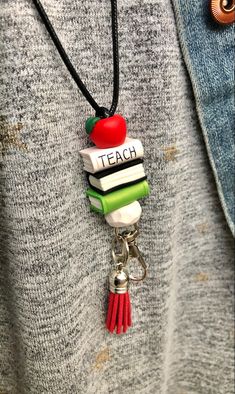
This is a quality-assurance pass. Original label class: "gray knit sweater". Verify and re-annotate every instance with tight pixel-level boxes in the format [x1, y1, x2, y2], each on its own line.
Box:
[0, 1, 234, 393]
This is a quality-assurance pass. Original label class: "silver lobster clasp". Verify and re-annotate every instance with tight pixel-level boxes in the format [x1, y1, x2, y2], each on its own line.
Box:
[114, 223, 147, 282]
[128, 242, 147, 282]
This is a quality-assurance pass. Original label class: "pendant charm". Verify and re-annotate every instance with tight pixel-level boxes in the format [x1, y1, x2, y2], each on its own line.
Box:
[105, 200, 142, 227]
[79, 114, 149, 334]
[85, 114, 127, 148]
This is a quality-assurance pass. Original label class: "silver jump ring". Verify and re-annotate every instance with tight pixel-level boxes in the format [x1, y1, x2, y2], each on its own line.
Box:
[114, 223, 139, 243]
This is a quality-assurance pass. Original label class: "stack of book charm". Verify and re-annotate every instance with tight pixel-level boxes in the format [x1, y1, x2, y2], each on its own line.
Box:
[79, 115, 150, 228]
[80, 114, 149, 334]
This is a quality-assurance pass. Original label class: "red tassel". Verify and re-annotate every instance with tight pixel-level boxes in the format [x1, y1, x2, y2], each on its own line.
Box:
[106, 291, 132, 334]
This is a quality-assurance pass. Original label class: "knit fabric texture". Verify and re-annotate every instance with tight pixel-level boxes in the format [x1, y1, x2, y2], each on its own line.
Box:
[0, 1, 234, 393]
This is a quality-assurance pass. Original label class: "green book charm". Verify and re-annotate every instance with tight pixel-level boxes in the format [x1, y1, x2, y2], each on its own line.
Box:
[86, 180, 150, 214]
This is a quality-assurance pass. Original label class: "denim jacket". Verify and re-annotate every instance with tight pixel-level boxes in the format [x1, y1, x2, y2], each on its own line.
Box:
[172, 0, 235, 236]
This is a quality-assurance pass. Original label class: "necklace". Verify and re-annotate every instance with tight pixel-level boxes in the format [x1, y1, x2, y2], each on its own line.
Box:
[33, 0, 149, 335]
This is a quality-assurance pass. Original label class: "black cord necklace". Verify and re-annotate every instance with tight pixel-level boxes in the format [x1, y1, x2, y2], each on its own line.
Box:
[33, 0, 149, 336]
[32, 0, 119, 118]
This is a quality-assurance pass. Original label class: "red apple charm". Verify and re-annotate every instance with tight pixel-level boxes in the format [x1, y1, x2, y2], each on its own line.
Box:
[85, 114, 127, 148]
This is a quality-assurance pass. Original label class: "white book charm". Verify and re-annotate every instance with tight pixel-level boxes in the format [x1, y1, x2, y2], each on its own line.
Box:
[79, 137, 144, 173]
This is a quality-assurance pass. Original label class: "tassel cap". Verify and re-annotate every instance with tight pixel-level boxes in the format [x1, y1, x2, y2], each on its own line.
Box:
[109, 267, 129, 294]
[106, 267, 132, 333]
